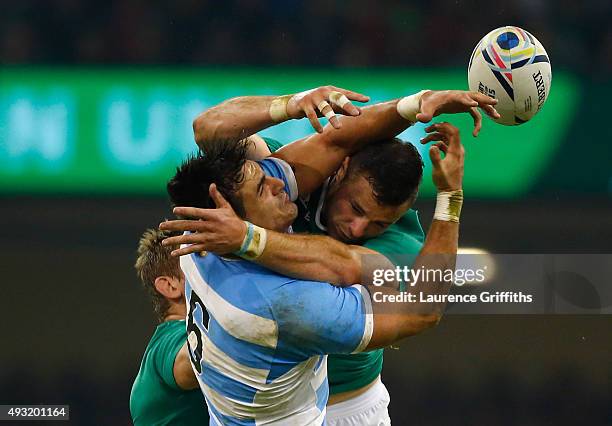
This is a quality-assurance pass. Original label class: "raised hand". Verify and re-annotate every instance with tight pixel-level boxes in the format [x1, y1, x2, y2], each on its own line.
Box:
[286, 85, 370, 133]
[416, 90, 500, 137]
[421, 122, 465, 192]
[159, 184, 247, 256]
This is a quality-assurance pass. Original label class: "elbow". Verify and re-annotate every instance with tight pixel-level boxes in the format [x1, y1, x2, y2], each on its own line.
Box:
[192, 115, 206, 146]
[192, 113, 222, 147]
[420, 312, 443, 331]
[401, 312, 442, 338]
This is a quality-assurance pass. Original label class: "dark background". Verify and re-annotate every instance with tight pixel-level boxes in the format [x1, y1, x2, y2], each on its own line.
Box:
[1, 0, 611, 424]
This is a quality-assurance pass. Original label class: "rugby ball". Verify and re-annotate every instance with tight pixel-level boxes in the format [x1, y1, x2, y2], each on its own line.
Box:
[468, 26, 552, 125]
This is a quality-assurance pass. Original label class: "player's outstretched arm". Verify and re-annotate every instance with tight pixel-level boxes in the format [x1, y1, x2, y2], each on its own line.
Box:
[272, 89, 497, 196]
[192, 86, 369, 146]
[364, 122, 464, 349]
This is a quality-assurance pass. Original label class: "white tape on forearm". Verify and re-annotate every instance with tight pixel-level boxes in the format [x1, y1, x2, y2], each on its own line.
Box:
[433, 190, 464, 223]
[235, 221, 268, 260]
[396, 90, 430, 123]
[269, 95, 292, 122]
[329, 91, 351, 108]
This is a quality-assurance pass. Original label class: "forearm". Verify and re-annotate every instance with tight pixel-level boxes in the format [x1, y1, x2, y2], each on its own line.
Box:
[320, 99, 410, 154]
[253, 230, 385, 286]
[193, 95, 288, 147]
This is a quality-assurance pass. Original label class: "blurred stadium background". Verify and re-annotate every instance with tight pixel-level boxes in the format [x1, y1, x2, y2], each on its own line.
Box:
[1, 0, 611, 424]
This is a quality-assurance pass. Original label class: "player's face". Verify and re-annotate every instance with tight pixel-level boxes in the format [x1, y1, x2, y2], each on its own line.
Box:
[236, 160, 298, 232]
[324, 173, 411, 244]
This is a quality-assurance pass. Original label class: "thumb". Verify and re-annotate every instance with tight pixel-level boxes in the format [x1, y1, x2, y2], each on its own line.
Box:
[209, 184, 230, 208]
[416, 110, 433, 123]
[429, 145, 442, 168]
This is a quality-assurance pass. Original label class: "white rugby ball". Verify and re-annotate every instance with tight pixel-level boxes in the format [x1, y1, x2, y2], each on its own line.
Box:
[468, 26, 552, 125]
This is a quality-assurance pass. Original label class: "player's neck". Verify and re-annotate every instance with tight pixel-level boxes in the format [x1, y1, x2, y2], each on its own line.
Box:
[163, 303, 186, 322]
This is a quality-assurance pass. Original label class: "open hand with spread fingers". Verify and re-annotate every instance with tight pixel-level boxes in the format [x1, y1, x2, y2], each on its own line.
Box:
[286, 85, 370, 133]
[416, 90, 500, 137]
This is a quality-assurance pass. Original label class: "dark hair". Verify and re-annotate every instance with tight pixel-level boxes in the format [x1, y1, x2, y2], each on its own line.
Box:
[346, 138, 423, 206]
[167, 139, 251, 217]
[134, 228, 181, 323]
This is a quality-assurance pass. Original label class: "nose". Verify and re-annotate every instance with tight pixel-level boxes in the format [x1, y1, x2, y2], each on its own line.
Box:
[267, 176, 285, 195]
[348, 217, 369, 239]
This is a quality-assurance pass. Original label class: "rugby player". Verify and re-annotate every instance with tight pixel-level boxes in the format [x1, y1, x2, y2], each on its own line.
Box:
[161, 118, 468, 424]
[130, 229, 209, 425]
[160, 87, 498, 424]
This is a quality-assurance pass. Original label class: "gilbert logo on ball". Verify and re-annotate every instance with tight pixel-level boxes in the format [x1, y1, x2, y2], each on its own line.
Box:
[468, 26, 552, 125]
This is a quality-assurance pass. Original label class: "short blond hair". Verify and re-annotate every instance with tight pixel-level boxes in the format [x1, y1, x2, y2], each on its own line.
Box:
[134, 228, 181, 322]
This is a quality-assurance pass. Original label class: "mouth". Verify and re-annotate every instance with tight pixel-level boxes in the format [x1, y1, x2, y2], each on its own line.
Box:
[334, 224, 352, 242]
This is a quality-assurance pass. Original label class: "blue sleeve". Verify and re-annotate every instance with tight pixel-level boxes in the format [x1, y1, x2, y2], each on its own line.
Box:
[271, 281, 373, 357]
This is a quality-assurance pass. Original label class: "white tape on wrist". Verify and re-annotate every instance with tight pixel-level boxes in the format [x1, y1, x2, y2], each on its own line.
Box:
[433, 190, 464, 223]
[235, 221, 268, 260]
[396, 90, 430, 123]
[269, 95, 292, 122]
[329, 91, 351, 108]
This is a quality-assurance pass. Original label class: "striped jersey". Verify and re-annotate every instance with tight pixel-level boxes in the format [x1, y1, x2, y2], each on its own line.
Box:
[181, 252, 373, 425]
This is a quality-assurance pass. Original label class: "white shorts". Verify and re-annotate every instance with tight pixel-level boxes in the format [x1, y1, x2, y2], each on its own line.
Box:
[326, 377, 391, 426]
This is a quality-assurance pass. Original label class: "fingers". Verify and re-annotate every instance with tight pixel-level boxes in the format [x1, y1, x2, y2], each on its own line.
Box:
[170, 244, 208, 257]
[317, 99, 340, 129]
[162, 233, 208, 247]
[423, 122, 461, 151]
[429, 145, 442, 168]
[331, 86, 370, 103]
[469, 107, 482, 137]
[434, 141, 448, 154]
[159, 219, 207, 232]
[209, 183, 230, 208]
[167, 206, 218, 221]
[469, 91, 499, 106]
[304, 105, 323, 133]
[329, 91, 360, 116]
[482, 104, 501, 119]
[469, 91, 501, 119]
[420, 132, 447, 144]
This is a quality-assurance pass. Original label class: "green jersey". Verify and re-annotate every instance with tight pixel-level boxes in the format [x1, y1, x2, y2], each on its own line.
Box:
[130, 320, 208, 426]
[264, 137, 425, 395]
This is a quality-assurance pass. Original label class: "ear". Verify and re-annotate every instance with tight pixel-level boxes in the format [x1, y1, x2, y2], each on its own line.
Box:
[154, 275, 183, 300]
[333, 156, 351, 184]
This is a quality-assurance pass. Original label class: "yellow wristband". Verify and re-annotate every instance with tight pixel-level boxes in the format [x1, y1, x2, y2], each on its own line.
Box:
[433, 190, 464, 223]
[269, 95, 293, 122]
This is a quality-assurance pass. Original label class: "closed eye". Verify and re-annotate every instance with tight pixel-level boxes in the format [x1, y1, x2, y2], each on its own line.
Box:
[351, 201, 364, 216]
[256, 174, 266, 197]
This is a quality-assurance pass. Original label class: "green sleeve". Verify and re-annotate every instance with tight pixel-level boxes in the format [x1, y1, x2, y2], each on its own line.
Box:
[262, 137, 284, 153]
[152, 323, 188, 390]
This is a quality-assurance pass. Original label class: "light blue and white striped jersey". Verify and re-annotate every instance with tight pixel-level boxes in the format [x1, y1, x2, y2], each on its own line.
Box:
[181, 252, 373, 425]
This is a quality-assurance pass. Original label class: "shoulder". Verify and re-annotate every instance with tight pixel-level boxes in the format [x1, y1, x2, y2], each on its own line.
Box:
[148, 321, 187, 355]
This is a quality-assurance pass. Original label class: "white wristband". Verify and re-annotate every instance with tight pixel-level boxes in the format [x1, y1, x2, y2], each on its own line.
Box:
[433, 190, 464, 223]
[396, 90, 430, 123]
